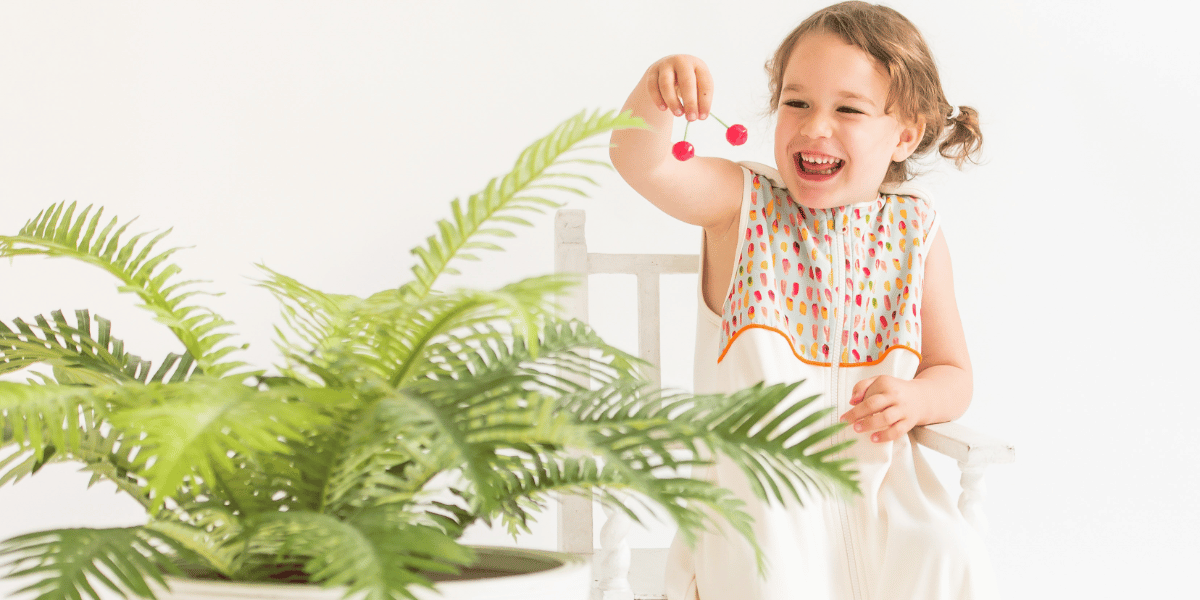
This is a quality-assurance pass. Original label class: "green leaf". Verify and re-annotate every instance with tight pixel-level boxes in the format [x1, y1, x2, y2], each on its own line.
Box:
[400, 109, 645, 301]
[0, 527, 185, 600]
[0, 310, 192, 385]
[238, 509, 473, 600]
[0, 202, 244, 378]
[0, 381, 105, 465]
[143, 517, 239, 578]
[105, 379, 332, 513]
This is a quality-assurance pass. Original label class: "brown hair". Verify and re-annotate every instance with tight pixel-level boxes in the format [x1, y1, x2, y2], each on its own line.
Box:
[765, 1, 982, 184]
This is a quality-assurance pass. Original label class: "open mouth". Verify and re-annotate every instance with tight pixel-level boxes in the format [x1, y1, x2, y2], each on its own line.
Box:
[795, 152, 844, 178]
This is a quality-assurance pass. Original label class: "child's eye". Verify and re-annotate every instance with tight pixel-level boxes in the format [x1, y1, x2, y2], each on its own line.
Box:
[838, 107, 864, 114]
[784, 100, 809, 109]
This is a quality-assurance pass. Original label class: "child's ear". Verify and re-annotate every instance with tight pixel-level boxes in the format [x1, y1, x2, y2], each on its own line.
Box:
[892, 118, 924, 162]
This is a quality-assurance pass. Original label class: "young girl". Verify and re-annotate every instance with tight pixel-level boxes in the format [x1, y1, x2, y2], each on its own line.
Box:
[610, 2, 998, 599]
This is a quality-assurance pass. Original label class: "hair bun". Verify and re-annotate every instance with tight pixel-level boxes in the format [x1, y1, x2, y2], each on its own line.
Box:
[939, 106, 982, 168]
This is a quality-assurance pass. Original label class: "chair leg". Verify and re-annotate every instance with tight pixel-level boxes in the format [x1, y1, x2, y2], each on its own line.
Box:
[596, 501, 634, 600]
[957, 462, 990, 536]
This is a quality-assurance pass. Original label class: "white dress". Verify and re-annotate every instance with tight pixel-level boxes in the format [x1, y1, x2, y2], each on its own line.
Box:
[664, 163, 999, 600]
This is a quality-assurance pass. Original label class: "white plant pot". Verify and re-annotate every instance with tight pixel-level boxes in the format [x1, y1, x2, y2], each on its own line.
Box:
[155, 547, 590, 600]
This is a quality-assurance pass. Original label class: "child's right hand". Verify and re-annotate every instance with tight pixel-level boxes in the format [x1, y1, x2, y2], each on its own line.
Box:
[609, 53, 741, 236]
[641, 54, 714, 122]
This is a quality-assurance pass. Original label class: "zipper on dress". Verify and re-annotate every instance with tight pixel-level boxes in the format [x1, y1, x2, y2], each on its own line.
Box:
[829, 207, 866, 600]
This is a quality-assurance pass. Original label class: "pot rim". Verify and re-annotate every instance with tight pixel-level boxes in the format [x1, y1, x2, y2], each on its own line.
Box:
[159, 546, 590, 598]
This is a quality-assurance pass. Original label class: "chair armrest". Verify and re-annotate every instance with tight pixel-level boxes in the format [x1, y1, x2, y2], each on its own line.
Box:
[911, 421, 1015, 467]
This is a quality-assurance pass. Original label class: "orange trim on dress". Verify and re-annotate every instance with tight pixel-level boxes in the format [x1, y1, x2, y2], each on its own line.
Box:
[717, 323, 921, 367]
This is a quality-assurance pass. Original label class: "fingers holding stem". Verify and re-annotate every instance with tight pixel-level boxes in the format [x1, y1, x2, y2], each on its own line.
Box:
[647, 56, 713, 120]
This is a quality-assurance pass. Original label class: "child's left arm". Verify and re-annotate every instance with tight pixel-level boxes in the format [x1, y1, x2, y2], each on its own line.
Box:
[840, 230, 972, 443]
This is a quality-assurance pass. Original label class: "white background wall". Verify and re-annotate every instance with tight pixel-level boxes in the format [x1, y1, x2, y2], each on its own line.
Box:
[1, 1, 1196, 598]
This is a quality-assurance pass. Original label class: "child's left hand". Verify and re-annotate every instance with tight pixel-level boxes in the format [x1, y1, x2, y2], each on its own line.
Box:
[840, 376, 929, 443]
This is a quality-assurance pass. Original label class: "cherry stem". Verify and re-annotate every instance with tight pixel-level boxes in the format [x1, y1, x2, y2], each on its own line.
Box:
[709, 113, 731, 128]
[683, 119, 690, 140]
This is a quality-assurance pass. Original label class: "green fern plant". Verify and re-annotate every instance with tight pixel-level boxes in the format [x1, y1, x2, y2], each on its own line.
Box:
[0, 109, 858, 600]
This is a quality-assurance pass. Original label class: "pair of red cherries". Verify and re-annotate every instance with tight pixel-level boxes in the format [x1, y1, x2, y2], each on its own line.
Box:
[671, 114, 748, 161]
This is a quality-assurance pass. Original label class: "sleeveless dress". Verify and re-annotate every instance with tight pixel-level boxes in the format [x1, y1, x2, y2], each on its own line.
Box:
[664, 163, 999, 600]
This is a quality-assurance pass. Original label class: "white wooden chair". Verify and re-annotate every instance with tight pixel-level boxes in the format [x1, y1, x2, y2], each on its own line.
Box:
[553, 209, 1015, 600]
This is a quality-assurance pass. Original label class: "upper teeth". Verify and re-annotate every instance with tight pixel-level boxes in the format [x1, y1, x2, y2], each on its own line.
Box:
[801, 153, 840, 164]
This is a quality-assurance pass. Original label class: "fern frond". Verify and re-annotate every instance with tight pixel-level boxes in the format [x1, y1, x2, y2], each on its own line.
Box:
[319, 395, 434, 517]
[483, 455, 630, 536]
[76, 431, 152, 510]
[238, 509, 473, 600]
[377, 283, 562, 388]
[255, 265, 367, 386]
[353, 274, 616, 391]
[617, 477, 761, 564]
[401, 109, 645, 301]
[0, 310, 195, 385]
[0, 386, 153, 509]
[0, 527, 186, 600]
[0, 381, 109, 467]
[102, 379, 336, 513]
[340, 324, 647, 520]
[143, 514, 240, 578]
[0, 202, 245, 378]
[570, 381, 860, 507]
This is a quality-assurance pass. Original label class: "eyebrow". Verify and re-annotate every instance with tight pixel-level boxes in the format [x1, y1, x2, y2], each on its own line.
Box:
[782, 84, 878, 107]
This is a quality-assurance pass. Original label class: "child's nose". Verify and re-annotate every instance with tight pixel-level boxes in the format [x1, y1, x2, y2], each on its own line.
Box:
[799, 112, 834, 139]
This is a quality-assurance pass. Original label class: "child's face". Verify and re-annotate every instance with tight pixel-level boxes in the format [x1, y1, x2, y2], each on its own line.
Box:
[773, 31, 922, 209]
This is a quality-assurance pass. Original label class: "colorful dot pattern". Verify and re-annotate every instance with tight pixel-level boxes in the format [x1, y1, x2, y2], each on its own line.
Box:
[718, 171, 937, 366]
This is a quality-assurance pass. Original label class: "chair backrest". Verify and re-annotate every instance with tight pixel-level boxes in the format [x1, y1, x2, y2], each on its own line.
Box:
[553, 206, 698, 543]
[553, 208, 698, 391]
[554, 209, 693, 599]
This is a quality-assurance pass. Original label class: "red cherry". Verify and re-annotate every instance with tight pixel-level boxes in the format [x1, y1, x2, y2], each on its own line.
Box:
[726, 124, 748, 146]
[711, 113, 748, 146]
[672, 140, 695, 161]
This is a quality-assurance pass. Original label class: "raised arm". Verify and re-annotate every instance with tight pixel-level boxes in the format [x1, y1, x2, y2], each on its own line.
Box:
[609, 55, 743, 231]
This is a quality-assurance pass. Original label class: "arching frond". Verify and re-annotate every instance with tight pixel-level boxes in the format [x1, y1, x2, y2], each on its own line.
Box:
[237, 509, 473, 600]
[475, 443, 763, 565]
[0, 383, 153, 510]
[482, 454, 634, 536]
[309, 316, 652, 519]
[0, 202, 245, 378]
[568, 381, 860, 507]
[143, 510, 242, 578]
[0, 527, 186, 600]
[402, 310, 645, 393]
[366, 274, 582, 387]
[256, 265, 366, 387]
[0, 310, 196, 385]
[0, 381, 105, 466]
[103, 379, 337, 513]
[400, 109, 644, 302]
[319, 395, 437, 517]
